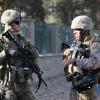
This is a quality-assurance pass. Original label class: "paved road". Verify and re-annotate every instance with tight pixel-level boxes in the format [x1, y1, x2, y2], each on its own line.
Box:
[31, 74, 100, 100]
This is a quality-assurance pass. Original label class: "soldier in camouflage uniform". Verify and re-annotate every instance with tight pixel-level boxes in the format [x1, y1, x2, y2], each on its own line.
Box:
[62, 15, 100, 100]
[0, 9, 39, 100]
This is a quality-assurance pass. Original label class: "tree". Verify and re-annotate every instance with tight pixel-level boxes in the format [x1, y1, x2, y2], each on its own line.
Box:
[56, 0, 74, 25]
[56, 0, 100, 29]
[56, 0, 86, 26]
[83, 0, 100, 29]
[0, 0, 45, 21]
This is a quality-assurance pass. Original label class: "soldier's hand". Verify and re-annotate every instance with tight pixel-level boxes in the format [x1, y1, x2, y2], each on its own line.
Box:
[62, 59, 74, 67]
[64, 49, 72, 57]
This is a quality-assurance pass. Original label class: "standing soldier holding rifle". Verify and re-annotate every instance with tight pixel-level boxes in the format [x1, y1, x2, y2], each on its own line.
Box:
[0, 9, 46, 100]
[62, 15, 100, 100]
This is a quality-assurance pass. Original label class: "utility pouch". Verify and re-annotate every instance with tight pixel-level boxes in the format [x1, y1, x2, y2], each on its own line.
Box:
[64, 71, 82, 82]
[15, 67, 33, 83]
[72, 74, 97, 92]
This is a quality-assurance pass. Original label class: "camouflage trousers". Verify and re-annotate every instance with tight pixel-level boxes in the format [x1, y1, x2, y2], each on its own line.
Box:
[69, 85, 97, 100]
[3, 90, 36, 100]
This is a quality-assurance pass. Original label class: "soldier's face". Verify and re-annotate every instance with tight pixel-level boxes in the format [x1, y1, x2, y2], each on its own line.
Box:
[73, 29, 81, 41]
[11, 21, 20, 33]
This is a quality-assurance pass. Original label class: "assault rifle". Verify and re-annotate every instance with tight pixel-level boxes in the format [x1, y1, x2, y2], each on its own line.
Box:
[61, 42, 100, 92]
[3, 31, 47, 93]
[61, 42, 89, 81]
[61, 42, 90, 58]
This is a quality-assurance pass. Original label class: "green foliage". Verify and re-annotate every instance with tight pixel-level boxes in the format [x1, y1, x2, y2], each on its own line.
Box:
[83, 0, 100, 29]
[0, 0, 45, 21]
[56, 0, 100, 29]
[1, 0, 100, 29]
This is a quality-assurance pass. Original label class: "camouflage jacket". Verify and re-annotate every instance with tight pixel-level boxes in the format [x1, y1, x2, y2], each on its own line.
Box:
[75, 36, 100, 70]
[0, 32, 39, 62]
[0, 32, 39, 92]
[66, 35, 100, 74]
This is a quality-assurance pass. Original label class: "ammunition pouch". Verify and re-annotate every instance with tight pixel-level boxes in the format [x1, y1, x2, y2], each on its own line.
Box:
[23, 67, 33, 78]
[64, 71, 97, 92]
[64, 71, 82, 82]
[72, 74, 97, 92]
[14, 66, 33, 83]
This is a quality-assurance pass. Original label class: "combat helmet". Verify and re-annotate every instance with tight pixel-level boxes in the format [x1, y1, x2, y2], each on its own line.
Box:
[71, 15, 94, 31]
[1, 9, 21, 25]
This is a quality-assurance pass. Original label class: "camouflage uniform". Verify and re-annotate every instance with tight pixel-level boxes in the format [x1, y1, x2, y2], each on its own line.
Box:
[63, 15, 100, 100]
[69, 36, 100, 100]
[0, 33, 38, 100]
[0, 9, 38, 100]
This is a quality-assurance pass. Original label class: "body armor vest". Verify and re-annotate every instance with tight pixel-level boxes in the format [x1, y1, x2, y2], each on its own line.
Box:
[64, 37, 100, 92]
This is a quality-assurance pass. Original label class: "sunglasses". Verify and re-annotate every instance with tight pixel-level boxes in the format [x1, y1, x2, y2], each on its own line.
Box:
[13, 21, 20, 25]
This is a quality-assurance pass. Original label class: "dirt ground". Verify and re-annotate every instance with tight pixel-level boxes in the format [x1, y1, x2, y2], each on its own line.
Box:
[31, 74, 100, 100]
